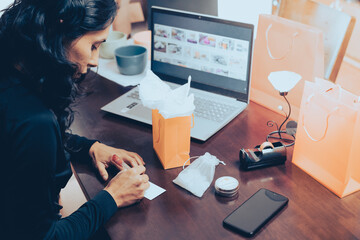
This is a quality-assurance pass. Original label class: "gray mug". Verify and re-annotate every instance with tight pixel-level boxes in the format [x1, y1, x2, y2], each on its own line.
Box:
[115, 45, 147, 75]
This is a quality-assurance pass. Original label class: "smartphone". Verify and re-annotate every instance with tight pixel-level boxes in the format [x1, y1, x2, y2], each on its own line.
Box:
[223, 188, 288, 237]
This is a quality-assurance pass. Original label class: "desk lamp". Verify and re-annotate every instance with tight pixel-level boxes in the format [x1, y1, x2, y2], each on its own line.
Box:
[266, 71, 302, 147]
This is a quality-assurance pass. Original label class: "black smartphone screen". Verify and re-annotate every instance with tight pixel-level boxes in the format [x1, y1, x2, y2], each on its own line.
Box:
[223, 188, 288, 237]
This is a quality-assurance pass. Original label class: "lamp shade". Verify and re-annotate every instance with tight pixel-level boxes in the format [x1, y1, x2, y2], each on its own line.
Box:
[268, 71, 302, 93]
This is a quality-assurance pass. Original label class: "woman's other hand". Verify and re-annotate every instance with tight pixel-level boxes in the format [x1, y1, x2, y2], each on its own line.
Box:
[89, 142, 145, 181]
[104, 165, 150, 208]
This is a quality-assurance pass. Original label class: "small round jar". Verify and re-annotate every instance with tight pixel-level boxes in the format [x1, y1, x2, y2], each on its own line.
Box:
[215, 176, 239, 197]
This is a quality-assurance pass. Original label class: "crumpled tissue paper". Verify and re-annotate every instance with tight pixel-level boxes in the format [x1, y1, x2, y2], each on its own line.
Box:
[139, 72, 195, 118]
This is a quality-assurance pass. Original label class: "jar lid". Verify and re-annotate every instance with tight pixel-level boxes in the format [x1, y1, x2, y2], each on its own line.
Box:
[215, 176, 239, 197]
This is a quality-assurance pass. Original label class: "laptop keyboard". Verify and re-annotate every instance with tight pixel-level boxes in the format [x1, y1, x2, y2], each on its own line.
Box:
[194, 96, 237, 122]
[127, 90, 237, 123]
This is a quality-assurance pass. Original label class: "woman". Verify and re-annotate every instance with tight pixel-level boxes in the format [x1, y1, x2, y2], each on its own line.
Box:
[0, 0, 150, 239]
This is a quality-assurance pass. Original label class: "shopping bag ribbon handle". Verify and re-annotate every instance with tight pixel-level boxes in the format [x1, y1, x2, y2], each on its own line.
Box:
[155, 118, 161, 144]
[154, 114, 195, 144]
[302, 86, 341, 142]
[266, 23, 299, 60]
[191, 114, 195, 129]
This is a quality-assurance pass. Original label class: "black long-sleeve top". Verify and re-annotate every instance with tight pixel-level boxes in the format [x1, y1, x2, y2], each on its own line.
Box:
[0, 73, 117, 239]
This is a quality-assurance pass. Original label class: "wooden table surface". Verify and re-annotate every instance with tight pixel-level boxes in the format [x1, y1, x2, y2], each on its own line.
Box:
[70, 72, 360, 240]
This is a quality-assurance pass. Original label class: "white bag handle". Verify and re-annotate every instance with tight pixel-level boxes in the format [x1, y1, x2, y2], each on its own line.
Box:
[266, 23, 299, 60]
[302, 85, 342, 142]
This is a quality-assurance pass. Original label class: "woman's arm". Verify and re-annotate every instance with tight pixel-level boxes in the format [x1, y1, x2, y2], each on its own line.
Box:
[64, 133, 97, 163]
[53, 190, 117, 239]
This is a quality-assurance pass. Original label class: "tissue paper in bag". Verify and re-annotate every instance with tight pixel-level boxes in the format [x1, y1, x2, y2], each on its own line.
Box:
[139, 73, 195, 169]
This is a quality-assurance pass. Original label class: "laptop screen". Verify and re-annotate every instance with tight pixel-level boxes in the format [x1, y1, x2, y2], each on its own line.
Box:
[150, 7, 254, 102]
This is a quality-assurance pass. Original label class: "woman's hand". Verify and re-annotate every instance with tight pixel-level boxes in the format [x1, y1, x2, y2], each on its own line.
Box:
[89, 142, 145, 181]
[104, 165, 150, 208]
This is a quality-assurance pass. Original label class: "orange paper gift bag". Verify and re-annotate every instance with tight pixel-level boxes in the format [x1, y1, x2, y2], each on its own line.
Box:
[251, 14, 324, 120]
[292, 78, 360, 198]
[152, 109, 193, 169]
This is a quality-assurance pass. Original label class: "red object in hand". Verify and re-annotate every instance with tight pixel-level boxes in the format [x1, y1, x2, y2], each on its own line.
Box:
[112, 154, 123, 166]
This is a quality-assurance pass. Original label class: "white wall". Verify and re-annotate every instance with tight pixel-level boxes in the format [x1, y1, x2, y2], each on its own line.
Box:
[0, 0, 14, 16]
[218, 0, 273, 38]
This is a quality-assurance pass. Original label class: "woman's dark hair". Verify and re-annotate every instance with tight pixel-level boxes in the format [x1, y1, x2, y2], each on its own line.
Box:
[0, 0, 117, 138]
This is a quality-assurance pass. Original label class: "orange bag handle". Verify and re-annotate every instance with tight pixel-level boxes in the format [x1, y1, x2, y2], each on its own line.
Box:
[154, 114, 194, 144]
[191, 114, 195, 129]
[266, 23, 299, 60]
[154, 118, 161, 144]
[302, 86, 341, 142]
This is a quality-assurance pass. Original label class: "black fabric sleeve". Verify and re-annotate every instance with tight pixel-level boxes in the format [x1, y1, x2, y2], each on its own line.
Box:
[1, 76, 118, 240]
[52, 190, 117, 240]
[64, 133, 98, 163]
[4, 112, 116, 239]
[4, 111, 66, 239]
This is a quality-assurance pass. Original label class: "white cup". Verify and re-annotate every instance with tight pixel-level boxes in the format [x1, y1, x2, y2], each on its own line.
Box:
[99, 31, 127, 59]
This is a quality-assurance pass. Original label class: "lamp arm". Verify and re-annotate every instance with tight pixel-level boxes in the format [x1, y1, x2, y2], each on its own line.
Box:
[265, 94, 295, 147]
[277, 94, 291, 137]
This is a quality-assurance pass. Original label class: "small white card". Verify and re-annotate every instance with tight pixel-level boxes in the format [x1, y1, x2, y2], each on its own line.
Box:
[144, 182, 166, 200]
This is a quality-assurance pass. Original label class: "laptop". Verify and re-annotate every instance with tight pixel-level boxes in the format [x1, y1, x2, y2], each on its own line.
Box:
[101, 7, 254, 141]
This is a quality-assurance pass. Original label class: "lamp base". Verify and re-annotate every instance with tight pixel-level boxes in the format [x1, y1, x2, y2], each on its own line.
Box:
[266, 130, 295, 147]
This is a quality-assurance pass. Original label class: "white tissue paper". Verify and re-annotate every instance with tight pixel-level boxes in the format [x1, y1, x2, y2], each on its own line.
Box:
[139, 73, 195, 119]
[173, 152, 225, 197]
[268, 71, 302, 93]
